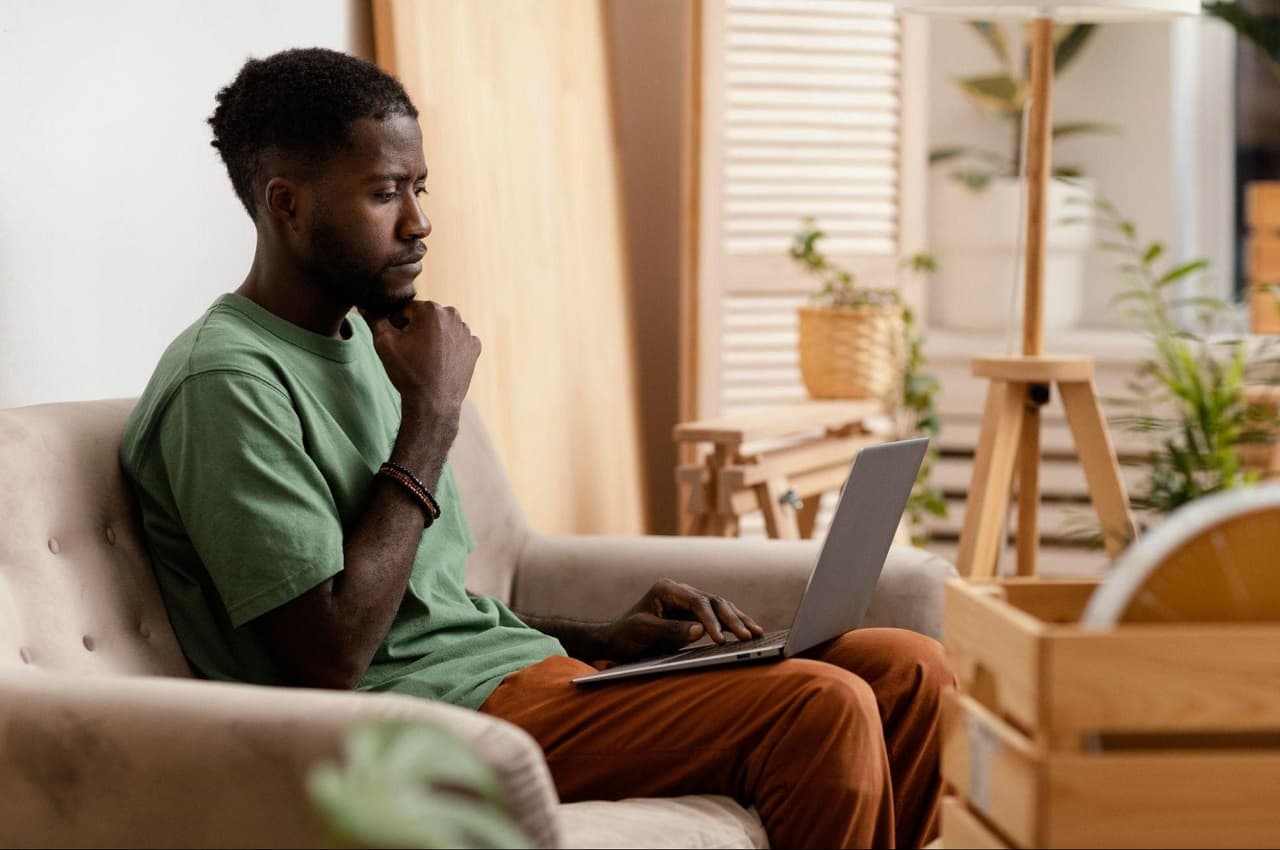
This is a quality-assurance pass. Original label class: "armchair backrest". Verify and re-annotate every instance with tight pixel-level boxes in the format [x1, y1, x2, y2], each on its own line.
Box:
[0, 397, 532, 678]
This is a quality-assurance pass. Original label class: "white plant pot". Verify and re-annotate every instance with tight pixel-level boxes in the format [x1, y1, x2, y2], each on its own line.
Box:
[929, 176, 1095, 332]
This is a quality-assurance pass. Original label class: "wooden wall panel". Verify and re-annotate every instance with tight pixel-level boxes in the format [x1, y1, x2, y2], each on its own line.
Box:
[373, 0, 645, 535]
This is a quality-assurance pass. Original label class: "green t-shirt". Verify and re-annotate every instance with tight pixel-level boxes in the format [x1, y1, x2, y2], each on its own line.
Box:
[120, 292, 564, 710]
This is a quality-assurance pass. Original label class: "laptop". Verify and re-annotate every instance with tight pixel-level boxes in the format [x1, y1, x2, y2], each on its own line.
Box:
[571, 436, 929, 685]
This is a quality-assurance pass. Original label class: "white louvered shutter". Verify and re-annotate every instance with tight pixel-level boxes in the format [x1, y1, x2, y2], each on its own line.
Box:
[693, 0, 926, 535]
[697, 0, 924, 418]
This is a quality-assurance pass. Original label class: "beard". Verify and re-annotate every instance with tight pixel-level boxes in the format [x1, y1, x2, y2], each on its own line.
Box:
[303, 209, 416, 316]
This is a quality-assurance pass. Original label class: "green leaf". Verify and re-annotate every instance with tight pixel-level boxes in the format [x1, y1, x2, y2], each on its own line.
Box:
[1052, 120, 1119, 140]
[1202, 2, 1280, 72]
[968, 21, 1011, 66]
[1143, 242, 1165, 264]
[1167, 295, 1229, 312]
[1054, 25, 1097, 75]
[1155, 258, 1210, 288]
[952, 170, 996, 191]
[954, 74, 1025, 115]
[929, 146, 1011, 168]
[308, 722, 533, 850]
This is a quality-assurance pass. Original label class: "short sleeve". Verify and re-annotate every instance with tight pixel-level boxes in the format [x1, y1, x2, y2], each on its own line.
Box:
[158, 371, 345, 628]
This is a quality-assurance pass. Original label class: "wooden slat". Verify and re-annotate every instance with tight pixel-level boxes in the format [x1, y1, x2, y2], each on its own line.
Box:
[726, 106, 898, 128]
[1246, 181, 1280, 233]
[725, 31, 898, 55]
[941, 798, 1013, 850]
[999, 578, 1099, 624]
[926, 540, 1110, 579]
[726, 68, 898, 90]
[1045, 752, 1280, 848]
[943, 579, 1048, 732]
[930, 495, 1123, 544]
[1047, 627, 1280, 738]
[949, 688, 1280, 848]
[729, 0, 896, 15]
[726, 49, 898, 73]
[726, 433, 876, 487]
[942, 693, 1041, 846]
[932, 455, 1147, 498]
[674, 399, 883, 444]
[727, 10, 899, 34]
[936, 417, 1153, 459]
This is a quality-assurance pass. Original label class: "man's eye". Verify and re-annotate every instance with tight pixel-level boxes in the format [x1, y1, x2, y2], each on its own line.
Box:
[375, 191, 397, 202]
[414, 187, 430, 198]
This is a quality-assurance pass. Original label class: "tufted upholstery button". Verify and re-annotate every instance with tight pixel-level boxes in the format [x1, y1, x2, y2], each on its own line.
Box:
[82, 635, 95, 651]
[47, 538, 60, 554]
[105, 526, 117, 546]
[19, 647, 32, 664]
[139, 623, 151, 639]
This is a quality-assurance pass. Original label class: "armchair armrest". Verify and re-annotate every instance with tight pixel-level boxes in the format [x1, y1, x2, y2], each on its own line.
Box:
[512, 534, 956, 638]
[0, 671, 561, 849]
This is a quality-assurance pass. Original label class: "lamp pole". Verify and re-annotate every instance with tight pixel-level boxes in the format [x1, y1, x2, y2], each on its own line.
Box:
[1023, 17, 1054, 358]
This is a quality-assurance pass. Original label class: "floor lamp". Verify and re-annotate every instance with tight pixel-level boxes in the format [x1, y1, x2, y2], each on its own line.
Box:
[894, 0, 1201, 578]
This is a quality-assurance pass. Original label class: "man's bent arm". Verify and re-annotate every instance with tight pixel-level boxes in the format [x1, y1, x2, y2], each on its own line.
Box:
[252, 403, 458, 689]
[514, 612, 613, 663]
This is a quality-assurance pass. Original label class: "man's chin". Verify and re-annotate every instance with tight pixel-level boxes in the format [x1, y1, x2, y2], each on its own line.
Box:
[357, 287, 416, 317]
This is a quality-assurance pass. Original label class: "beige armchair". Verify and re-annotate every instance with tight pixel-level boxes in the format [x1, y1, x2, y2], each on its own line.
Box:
[0, 397, 955, 848]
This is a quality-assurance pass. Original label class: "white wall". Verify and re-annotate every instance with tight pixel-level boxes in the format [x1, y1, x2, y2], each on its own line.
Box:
[925, 19, 1185, 328]
[0, 0, 372, 407]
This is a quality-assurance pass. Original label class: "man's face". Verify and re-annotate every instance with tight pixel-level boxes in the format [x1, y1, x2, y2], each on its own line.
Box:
[299, 114, 430, 315]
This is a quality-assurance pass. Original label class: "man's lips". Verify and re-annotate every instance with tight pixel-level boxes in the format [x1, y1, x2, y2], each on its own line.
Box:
[390, 246, 427, 266]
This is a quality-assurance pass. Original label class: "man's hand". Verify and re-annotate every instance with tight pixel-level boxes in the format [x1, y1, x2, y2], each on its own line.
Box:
[602, 579, 765, 662]
[363, 301, 480, 424]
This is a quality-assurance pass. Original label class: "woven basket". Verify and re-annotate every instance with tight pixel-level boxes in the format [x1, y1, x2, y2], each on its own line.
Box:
[796, 303, 904, 401]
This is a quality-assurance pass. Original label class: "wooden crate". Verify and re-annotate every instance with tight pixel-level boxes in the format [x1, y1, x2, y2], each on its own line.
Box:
[941, 578, 1280, 849]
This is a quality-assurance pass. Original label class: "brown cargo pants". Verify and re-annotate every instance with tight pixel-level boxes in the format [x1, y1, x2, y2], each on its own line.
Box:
[480, 627, 952, 849]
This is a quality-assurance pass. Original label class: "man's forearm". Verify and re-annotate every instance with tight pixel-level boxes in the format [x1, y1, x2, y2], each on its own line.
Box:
[516, 612, 613, 662]
[328, 408, 459, 657]
[255, 406, 459, 689]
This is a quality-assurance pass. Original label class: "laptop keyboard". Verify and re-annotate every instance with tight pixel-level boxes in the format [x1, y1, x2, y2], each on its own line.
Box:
[656, 629, 790, 664]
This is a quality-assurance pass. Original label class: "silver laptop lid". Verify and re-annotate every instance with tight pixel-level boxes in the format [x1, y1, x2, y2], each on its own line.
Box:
[781, 437, 929, 657]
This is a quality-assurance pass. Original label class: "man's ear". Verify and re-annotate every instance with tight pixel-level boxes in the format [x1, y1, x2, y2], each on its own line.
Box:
[262, 177, 304, 231]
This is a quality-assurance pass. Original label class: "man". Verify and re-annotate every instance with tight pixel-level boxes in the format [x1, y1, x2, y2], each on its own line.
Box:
[121, 47, 951, 849]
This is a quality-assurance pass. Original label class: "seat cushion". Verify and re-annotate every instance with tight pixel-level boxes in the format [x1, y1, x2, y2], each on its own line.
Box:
[558, 796, 769, 849]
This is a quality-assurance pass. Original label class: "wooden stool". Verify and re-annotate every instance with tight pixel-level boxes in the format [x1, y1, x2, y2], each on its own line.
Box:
[674, 400, 893, 539]
[957, 356, 1136, 578]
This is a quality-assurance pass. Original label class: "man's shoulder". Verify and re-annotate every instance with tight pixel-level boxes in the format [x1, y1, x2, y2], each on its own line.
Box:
[121, 299, 289, 473]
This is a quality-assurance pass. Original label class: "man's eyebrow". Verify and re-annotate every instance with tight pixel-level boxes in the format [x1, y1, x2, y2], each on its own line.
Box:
[365, 170, 429, 184]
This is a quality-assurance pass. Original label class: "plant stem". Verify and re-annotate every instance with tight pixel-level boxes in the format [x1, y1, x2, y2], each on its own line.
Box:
[1012, 106, 1024, 177]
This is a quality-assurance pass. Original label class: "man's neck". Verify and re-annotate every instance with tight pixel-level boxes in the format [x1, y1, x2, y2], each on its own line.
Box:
[237, 249, 351, 341]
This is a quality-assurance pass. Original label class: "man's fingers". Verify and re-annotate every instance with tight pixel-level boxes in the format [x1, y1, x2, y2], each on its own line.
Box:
[734, 604, 765, 637]
[634, 613, 703, 651]
[690, 595, 726, 644]
[710, 597, 753, 641]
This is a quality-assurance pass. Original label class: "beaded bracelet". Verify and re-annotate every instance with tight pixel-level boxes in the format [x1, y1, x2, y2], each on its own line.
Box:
[377, 462, 443, 527]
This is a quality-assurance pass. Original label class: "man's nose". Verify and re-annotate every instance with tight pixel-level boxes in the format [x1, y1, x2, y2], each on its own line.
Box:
[401, 196, 430, 241]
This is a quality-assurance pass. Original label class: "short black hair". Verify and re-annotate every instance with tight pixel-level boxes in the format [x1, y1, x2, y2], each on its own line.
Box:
[208, 47, 419, 220]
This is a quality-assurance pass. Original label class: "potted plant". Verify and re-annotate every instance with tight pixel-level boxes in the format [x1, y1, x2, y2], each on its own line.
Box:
[1084, 193, 1274, 533]
[929, 23, 1112, 331]
[789, 220, 948, 543]
[789, 220, 905, 403]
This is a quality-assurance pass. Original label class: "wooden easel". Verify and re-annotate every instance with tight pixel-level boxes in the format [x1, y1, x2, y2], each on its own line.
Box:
[956, 20, 1136, 578]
